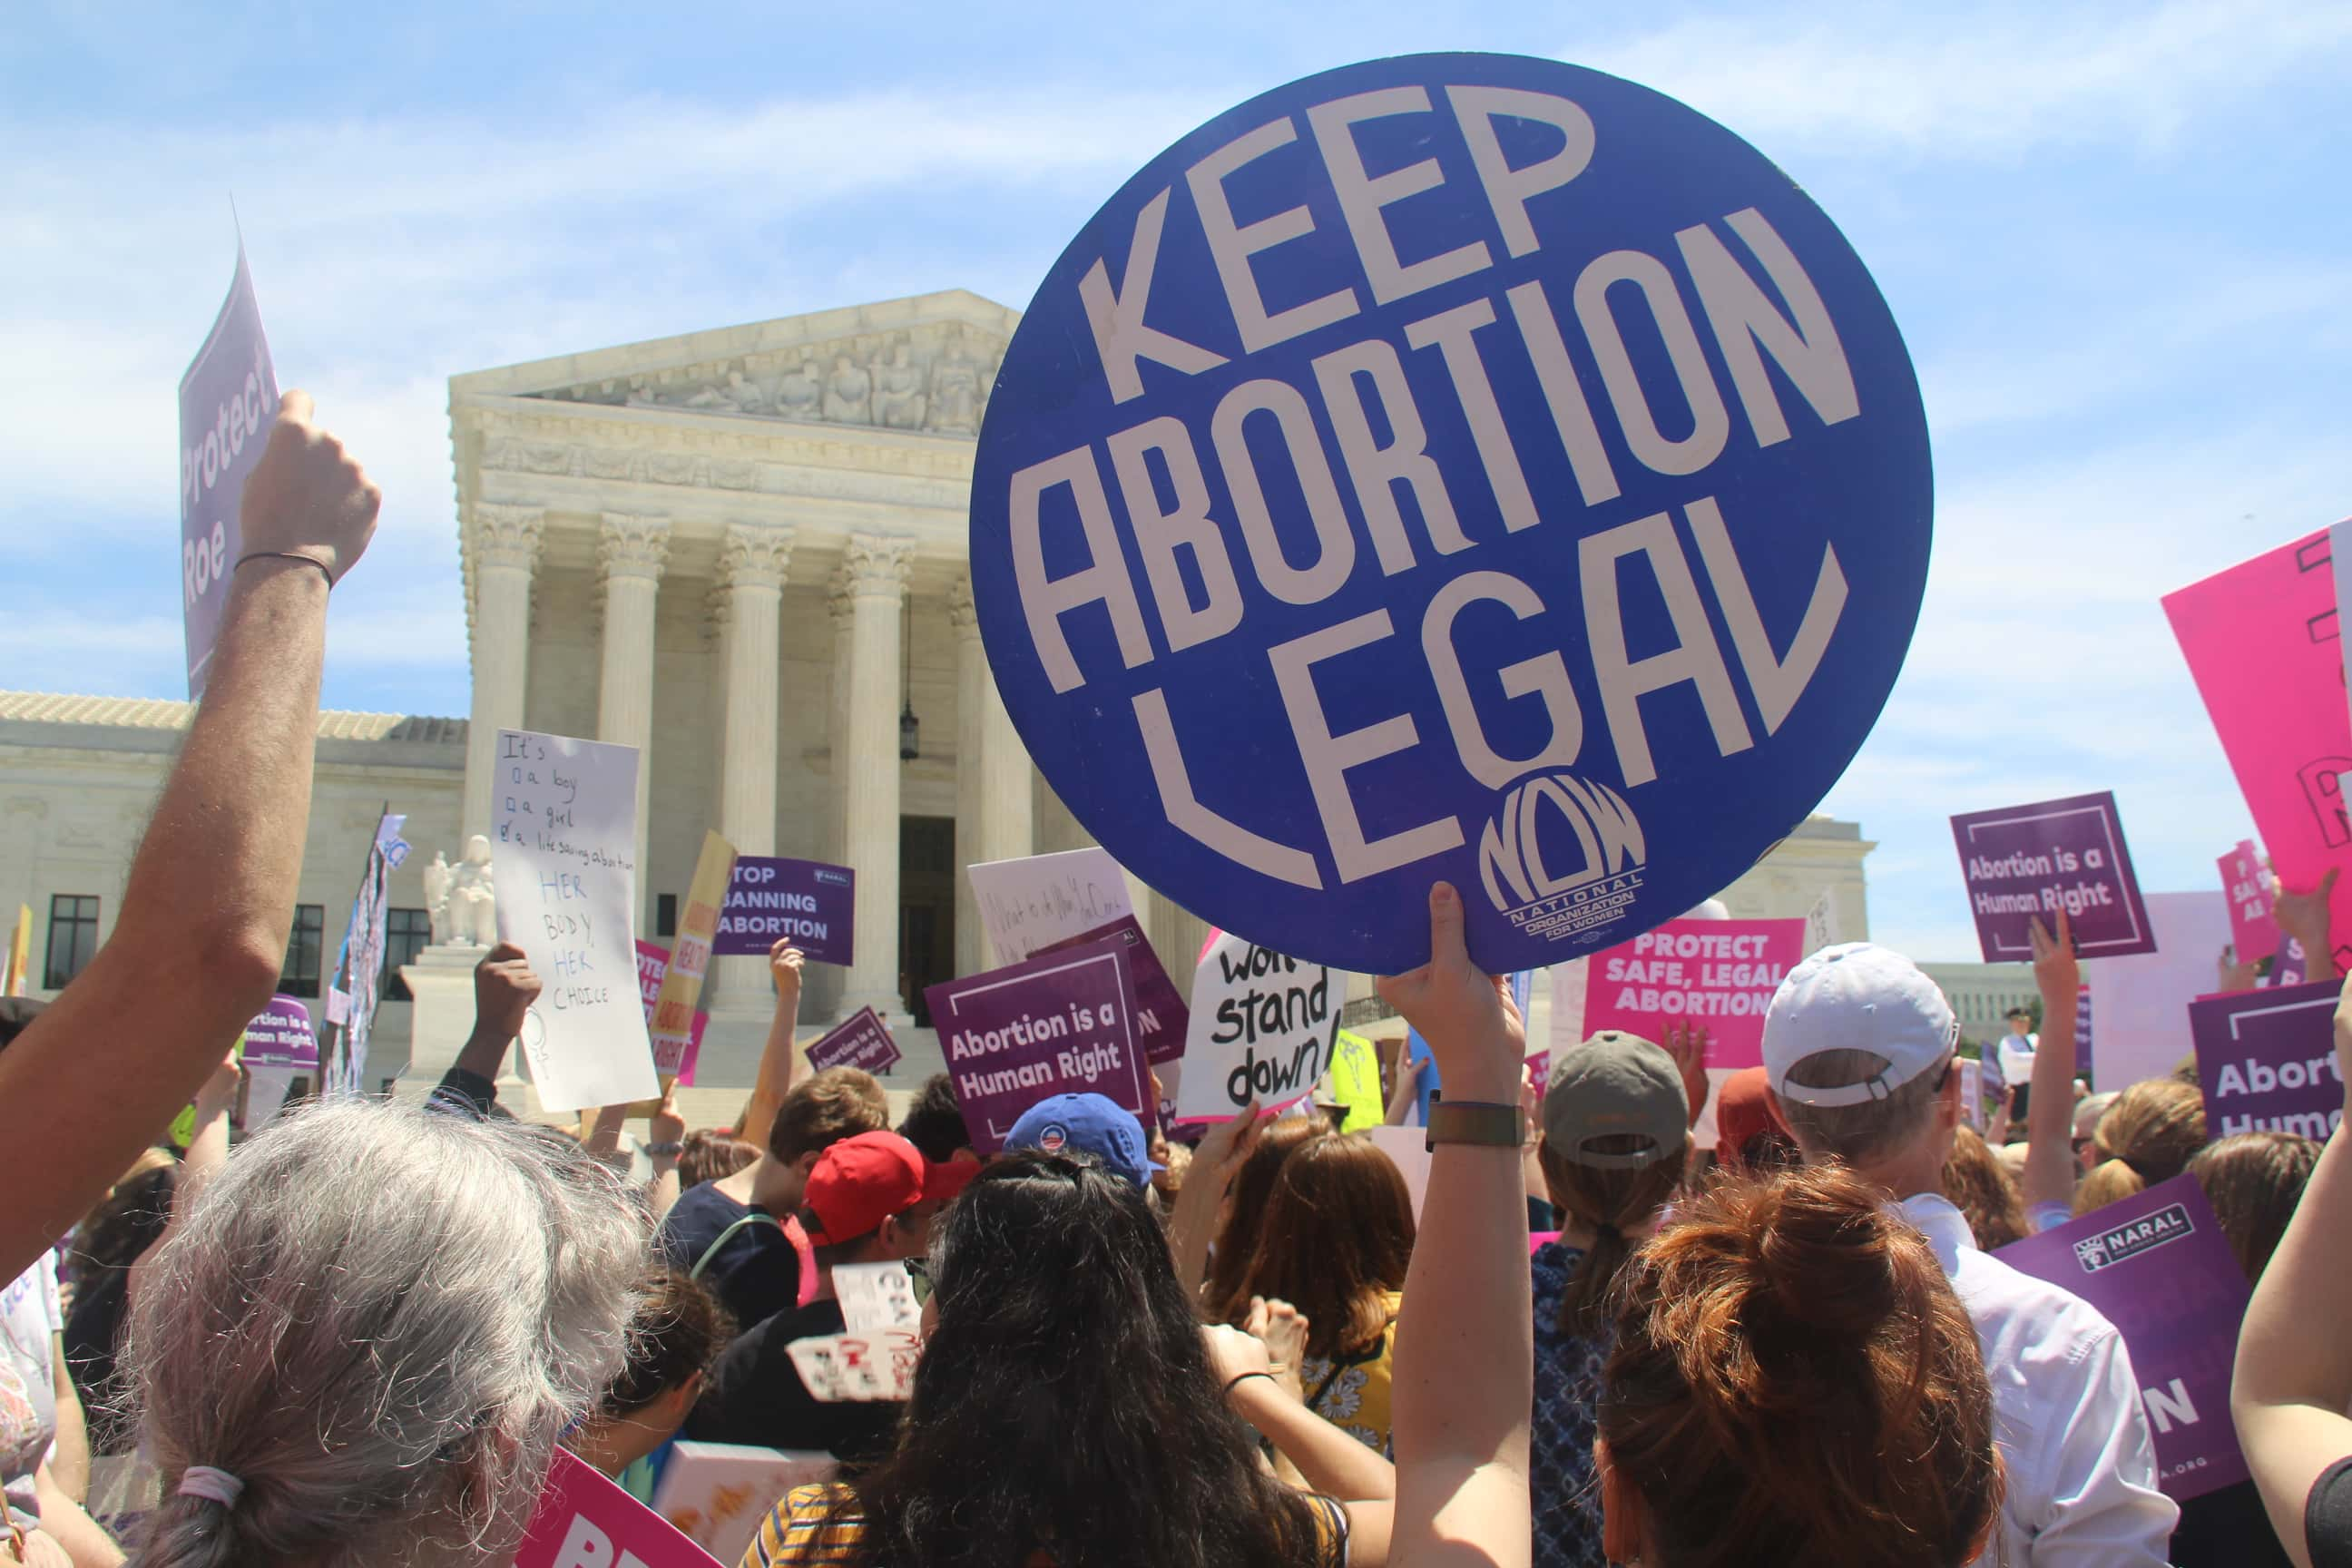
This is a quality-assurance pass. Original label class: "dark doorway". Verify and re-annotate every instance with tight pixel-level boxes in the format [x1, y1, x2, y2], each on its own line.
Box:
[899, 816, 956, 1027]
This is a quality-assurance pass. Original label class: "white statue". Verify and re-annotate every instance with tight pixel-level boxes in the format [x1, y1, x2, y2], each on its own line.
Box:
[439, 835, 499, 947]
[421, 852, 454, 946]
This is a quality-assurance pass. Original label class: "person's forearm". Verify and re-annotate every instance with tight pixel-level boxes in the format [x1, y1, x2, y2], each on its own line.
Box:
[2236, 1079, 2352, 1416]
[738, 986, 803, 1149]
[45, 1348, 89, 1501]
[0, 563, 327, 1271]
[451, 1021, 514, 1082]
[648, 1164, 681, 1218]
[1391, 1048, 1532, 1567]
[31, 1480, 123, 1568]
[1167, 1153, 1230, 1302]
[1231, 1377, 1396, 1501]
[2023, 991, 2079, 1216]
[1385, 1064, 1418, 1126]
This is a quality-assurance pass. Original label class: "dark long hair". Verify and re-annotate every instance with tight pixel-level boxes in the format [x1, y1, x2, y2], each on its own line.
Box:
[1230, 1134, 1414, 1358]
[842, 1151, 1326, 1568]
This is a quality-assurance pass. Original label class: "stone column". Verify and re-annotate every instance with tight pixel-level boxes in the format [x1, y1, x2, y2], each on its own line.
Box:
[705, 524, 794, 1022]
[949, 576, 988, 978]
[838, 533, 916, 1022]
[462, 504, 544, 840]
[596, 512, 670, 926]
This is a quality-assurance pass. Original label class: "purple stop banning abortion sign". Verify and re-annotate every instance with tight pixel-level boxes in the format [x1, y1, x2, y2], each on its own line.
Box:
[924, 938, 1153, 1153]
[712, 857, 856, 965]
[1950, 790, 2155, 962]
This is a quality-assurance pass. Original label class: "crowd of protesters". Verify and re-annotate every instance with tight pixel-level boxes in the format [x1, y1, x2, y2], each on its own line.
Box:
[4, 395, 2351, 1568]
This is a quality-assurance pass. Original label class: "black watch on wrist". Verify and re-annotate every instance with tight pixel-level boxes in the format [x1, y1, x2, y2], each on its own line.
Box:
[1425, 1093, 1523, 1152]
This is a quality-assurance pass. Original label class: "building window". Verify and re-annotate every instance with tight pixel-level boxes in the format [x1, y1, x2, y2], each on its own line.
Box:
[43, 896, 100, 990]
[380, 908, 432, 1002]
[279, 905, 325, 998]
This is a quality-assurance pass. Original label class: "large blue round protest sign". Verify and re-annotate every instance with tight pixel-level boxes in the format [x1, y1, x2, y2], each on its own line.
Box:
[970, 53, 1930, 975]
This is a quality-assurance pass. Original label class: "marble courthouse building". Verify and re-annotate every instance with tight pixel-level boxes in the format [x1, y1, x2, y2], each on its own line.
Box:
[449, 290, 1117, 1081]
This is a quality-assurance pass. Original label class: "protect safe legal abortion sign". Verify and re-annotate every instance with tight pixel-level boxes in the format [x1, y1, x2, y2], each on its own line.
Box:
[967, 54, 1932, 975]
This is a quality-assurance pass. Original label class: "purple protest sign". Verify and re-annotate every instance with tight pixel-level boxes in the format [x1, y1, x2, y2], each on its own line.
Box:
[180, 246, 279, 698]
[712, 857, 856, 965]
[807, 1006, 903, 1076]
[1034, 915, 1190, 1065]
[2075, 985, 2095, 1083]
[925, 938, 1153, 1153]
[2190, 979, 2345, 1140]
[1996, 1177, 2251, 1500]
[243, 995, 318, 1070]
[1950, 790, 2156, 961]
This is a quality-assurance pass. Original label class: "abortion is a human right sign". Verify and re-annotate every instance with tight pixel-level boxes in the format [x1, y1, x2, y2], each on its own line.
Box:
[969, 53, 1931, 973]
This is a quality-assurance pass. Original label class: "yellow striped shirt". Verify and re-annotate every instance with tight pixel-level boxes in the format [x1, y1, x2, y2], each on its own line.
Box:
[740, 1483, 1351, 1568]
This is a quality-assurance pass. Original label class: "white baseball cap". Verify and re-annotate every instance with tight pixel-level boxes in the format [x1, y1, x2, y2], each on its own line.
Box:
[1761, 943, 1960, 1108]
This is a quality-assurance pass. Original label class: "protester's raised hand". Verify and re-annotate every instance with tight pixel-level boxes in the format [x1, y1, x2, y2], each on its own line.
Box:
[1661, 1020, 1710, 1128]
[1247, 1295, 1311, 1387]
[769, 939, 806, 997]
[1201, 1322, 1273, 1393]
[237, 390, 380, 585]
[1194, 1097, 1271, 1182]
[2218, 944, 2259, 995]
[2276, 868, 2337, 954]
[1377, 882, 1523, 1100]
[2029, 907, 2079, 1004]
[472, 942, 540, 1043]
[650, 1088, 686, 1149]
[195, 1044, 243, 1112]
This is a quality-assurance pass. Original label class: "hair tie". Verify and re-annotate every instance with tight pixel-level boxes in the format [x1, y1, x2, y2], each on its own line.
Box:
[177, 1466, 244, 1507]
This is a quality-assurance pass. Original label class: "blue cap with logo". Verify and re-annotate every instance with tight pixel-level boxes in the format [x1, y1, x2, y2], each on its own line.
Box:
[1004, 1093, 1159, 1190]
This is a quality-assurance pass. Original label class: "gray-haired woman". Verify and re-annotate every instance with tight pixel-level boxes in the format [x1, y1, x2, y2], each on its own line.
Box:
[118, 1101, 647, 1568]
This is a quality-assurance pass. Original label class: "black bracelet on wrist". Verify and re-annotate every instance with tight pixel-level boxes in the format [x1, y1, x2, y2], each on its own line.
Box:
[643, 1141, 684, 1158]
[1223, 1369, 1275, 1397]
[237, 551, 334, 588]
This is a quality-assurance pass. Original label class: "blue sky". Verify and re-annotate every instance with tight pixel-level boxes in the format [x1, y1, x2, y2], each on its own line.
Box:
[4, 0, 2347, 960]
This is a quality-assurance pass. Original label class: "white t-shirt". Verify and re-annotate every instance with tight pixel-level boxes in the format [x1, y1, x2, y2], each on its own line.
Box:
[0, 1252, 63, 1530]
[1997, 1031, 2038, 1090]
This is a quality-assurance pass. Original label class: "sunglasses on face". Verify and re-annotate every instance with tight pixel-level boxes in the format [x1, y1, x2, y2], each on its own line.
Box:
[905, 1257, 934, 1307]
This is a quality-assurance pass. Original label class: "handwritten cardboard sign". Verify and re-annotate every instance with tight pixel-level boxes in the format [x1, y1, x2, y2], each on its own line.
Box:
[1578, 916, 1805, 1070]
[180, 245, 279, 698]
[712, 856, 856, 965]
[492, 729, 656, 1113]
[2165, 530, 2352, 978]
[514, 1448, 721, 1568]
[786, 1328, 920, 1403]
[2190, 979, 2345, 1141]
[805, 1006, 902, 1075]
[1950, 790, 2156, 961]
[1175, 932, 1337, 1122]
[1034, 913, 1190, 1063]
[925, 938, 1153, 1151]
[965, 53, 1932, 975]
[967, 848, 1136, 965]
[1996, 1178, 2252, 1501]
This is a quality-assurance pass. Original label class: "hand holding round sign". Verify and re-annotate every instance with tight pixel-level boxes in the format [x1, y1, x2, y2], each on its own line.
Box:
[969, 53, 1930, 975]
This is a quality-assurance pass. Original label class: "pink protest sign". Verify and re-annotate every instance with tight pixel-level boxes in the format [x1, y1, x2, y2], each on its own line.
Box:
[2164, 529, 2352, 977]
[1950, 790, 2156, 961]
[634, 940, 708, 1087]
[515, 1448, 722, 1568]
[1579, 918, 1806, 1070]
[2219, 840, 2279, 961]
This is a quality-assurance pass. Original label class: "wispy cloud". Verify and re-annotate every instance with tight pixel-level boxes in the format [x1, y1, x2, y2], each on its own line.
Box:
[1583, 0, 2352, 156]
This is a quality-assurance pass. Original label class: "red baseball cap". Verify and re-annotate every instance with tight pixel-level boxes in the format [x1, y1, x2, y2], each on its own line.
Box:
[804, 1131, 928, 1244]
[920, 1156, 982, 1207]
